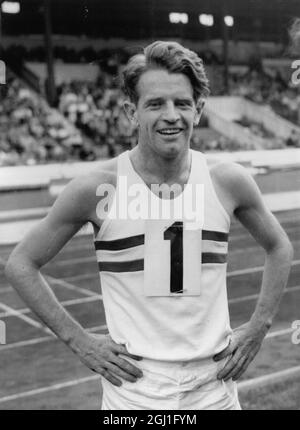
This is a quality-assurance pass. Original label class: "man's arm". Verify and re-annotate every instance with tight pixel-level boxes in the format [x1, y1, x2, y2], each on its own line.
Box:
[213, 163, 294, 381]
[5, 174, 143, 386]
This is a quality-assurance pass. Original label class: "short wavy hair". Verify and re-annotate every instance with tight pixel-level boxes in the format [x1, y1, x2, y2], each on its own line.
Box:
[121, 41, 210, 104]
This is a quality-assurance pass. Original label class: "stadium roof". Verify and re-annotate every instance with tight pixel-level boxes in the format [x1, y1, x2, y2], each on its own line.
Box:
[1, 0, 300, 42]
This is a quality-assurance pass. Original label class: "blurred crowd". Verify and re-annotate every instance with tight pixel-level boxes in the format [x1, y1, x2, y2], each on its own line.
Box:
[1, 47, 300, 167]
[229, 68, 300, 125]
[0, 73, 103, 166]
[56, 75, 136, 159]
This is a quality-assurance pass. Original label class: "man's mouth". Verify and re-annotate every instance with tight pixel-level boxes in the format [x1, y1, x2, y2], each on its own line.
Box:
[157, 128, 183, 136]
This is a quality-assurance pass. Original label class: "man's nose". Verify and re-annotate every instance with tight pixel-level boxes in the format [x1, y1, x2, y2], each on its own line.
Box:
[162, 102, 180, 122]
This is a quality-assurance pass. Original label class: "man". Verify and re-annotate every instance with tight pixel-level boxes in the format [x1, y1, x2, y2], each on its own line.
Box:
[5, 41, 293, 410]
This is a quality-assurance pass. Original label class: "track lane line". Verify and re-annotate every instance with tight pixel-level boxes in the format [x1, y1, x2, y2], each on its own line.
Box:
[0, 324, 108, 351]
[63, 273, 100, 283]
[0, 375, 100, 404]
[2, 283, 300, 319]
[238, 365, 300, 391]
[0, 294, 103, 318]
[0, 302, 52, 334]
[230, 239, 300, 256]
[1, 362, 300, 404]
[229, 284, 300, 304]
[0, 322, 293, 353]
[227, 259, 300, 277]
[27, 255, 300, 277]
[229, 224, 299, 243]
[46, 275, 98, 297]
[1, 277, 299, 321]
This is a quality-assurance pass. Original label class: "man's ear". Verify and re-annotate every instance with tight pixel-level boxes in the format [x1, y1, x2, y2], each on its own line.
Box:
[123, 101, 138, 126]
[194, 99, 205, 126]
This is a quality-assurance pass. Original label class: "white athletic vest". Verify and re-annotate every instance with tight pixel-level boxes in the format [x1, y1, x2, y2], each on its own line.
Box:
[94, 150, 232, 361]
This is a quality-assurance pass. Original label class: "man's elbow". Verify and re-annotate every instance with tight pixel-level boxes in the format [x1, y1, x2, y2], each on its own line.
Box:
[275, 236, 294, 261]
[266, 233, 293, 260]
[286, 239, 294, 261]
[5, 251, 37, 285]
[5, 253, 21, 284]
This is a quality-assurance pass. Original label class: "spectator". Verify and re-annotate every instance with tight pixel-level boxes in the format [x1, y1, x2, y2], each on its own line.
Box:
[0, 71, 84, 166]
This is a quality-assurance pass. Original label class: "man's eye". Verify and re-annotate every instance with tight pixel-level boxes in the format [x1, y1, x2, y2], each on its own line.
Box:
[177, 102, 190, 107]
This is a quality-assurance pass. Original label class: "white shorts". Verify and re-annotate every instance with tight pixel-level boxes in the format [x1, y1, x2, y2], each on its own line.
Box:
[101, 357, 241, 410]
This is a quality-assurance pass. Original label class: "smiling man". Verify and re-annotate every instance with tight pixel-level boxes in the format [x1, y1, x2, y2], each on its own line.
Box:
[5, 41, 293, 410]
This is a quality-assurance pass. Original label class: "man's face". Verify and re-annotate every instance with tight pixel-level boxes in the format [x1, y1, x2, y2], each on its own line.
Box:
[128, 69, 202, 158]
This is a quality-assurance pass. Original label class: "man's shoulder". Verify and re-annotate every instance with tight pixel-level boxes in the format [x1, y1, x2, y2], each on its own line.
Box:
[54, 157, 119, 222]
[83, 157, 118, 190]
[209, 161, 259, 211]
[86, 157, 118, 183]
[67, 157, 118, 197]
[209, 161, 248, 186]
[210, 160, 263, 209]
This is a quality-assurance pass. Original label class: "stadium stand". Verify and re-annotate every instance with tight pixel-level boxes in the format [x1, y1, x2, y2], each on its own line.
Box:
[0, 70, 102, 166]
[1, 45, 300, 167]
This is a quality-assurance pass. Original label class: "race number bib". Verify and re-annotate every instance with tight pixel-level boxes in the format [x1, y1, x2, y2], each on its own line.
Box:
[144, 220, 202, 297]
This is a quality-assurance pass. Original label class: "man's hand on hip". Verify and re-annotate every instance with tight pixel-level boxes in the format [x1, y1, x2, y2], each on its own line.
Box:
[71, 333, 143, 386]
[213, 322, 269, 381]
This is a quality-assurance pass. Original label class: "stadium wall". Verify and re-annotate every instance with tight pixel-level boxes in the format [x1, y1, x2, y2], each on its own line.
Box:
[206, 96, 300, 140]
[26, 62, 100, 85]
[2, 36, 284, 63]
[2, 148, 300, 194]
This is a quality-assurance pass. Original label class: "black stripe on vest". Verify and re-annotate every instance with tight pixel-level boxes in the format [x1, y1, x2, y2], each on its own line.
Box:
[202, 253, 227, 264]
[202, 231, 228, 242]
[98, 253, 227, 272]
[98, 259, 144, 273]
[95, 234, 144, 251]
[95, 229, 228, 252]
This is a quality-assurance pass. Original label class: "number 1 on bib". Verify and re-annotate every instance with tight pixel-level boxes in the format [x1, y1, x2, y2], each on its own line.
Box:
[144, 220, 202, 297]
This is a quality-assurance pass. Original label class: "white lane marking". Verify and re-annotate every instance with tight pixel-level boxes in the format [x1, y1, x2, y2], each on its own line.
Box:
[46, 256, 96, 267]
[230, 239, 300, 255]
[227, 259, 300, 277]
[64, 273, 100, 283]
[0, 375, 100, 404]
[0, 324, 108, 351]
[2, 283, 299, 319]
[0, 335, 51, 350]
[0, 294, 103, 318]
[46, 275, 97, 297]
[88, 324, 108, 333]
[0, 320, 292, 354]
[1, 362, 300, 404]
[33, 254, 300, 278]
[266, 327, 294, 339]
[229, 224, 299, 243]
[229, 284, 300, 305]
[0, 207, 49, 222]
[0, 302, 52, 334]
[238, 365, 300, 391]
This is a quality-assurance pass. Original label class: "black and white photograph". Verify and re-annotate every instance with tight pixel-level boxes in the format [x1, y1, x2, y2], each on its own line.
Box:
[0, 0, 299, 411]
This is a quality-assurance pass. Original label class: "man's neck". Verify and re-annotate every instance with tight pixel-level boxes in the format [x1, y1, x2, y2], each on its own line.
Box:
[130, 144, 191, 185]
